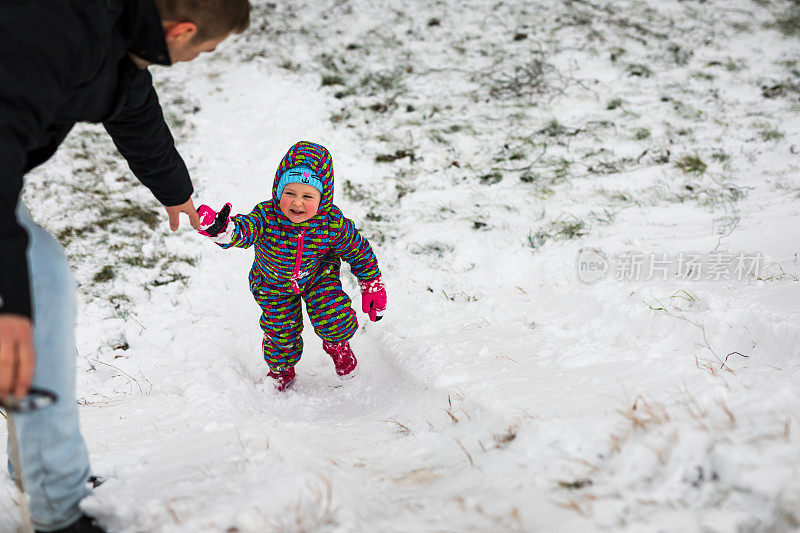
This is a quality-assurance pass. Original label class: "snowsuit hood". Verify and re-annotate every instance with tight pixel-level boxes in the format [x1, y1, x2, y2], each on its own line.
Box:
[272, 141, 335, 221]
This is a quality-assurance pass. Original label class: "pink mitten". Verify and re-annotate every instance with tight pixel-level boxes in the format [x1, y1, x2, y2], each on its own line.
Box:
[197, 203, 231, 237]
[359, 276, 386, 322]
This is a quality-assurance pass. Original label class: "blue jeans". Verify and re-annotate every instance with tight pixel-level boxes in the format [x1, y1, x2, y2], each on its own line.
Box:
[7, 203, 91, 531]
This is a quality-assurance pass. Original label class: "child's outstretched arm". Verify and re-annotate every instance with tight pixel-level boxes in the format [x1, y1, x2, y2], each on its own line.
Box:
[197, 202, 268, 249]
[330, 210, 386, 321]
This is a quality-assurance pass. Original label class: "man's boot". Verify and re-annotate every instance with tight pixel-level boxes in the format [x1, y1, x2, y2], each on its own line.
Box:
[37, 514, 106, 533]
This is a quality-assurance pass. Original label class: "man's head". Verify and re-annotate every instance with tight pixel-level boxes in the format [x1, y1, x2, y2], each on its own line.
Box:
[153, 0, 250, 63]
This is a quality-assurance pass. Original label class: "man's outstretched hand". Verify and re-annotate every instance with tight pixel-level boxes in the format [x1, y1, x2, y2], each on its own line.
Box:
[0, 315, 35, 402]
[165, 198, 201, 231]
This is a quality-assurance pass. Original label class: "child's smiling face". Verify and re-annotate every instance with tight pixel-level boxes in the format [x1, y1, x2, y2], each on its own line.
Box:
[279, 183, 322, 223]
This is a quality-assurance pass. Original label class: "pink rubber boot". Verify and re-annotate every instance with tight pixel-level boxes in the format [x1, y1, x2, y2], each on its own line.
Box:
[267, 366, 296, 391]
[322, 340, 358, 379]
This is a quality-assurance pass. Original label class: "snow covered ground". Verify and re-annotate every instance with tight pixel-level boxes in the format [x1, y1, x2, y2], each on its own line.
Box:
[3, 0, 800, 531]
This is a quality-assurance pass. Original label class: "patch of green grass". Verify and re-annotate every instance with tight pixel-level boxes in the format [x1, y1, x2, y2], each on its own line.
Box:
[359, 68, 406, 95]
[341, 180, 371, 201]
[321, 74, 346, 86]
[330, 109, 352, 124]
[93, 265, 115, 283]
[537, 120, 584, 144]
[317, 52, 347, 75]
[606, 98, 623, 110]
[121, 255, 158, 269]
[519, 174, 556, 198]
[394, 176, 415, 200]
[601, 189, 636, 204]
[333, 88, 357, 99]
[279, 60, 301, 72]
[365, 99, 399, 114]
[676, 155, 707, 175]
[667, 43, 691, 66]
[703, 57, 745, 72]
[410, 241, 455, 258]
[375, 148, 416, 163]
[730, 21, 752, 33]
[634, 127, 651, 140]
[761, 80, 800, 99]
[587, 157, 635, 175]
[151, 273, 189, 287]
[56, 227, 77, 246]
[550, 158, 572, 180]
[558, 479, 593, 490]
[725, 58, 746, 72]
[529, 216, 588, 248]
[711, 149, 730, 162]
[539, 119, 568, 137]
[590, 208, 616, 225]
[626, 63, 653, 78]
[691, 71, 715, 82]
[163, 111, 187, 131]
[95, 204, 160, 231]
[472, 220, 488, 230]
[479, 172, 503, 185]
[668, 177, 747, 207]
[488, 55, 559, 99]
[775, 11, 800, 36]
[121, 251, 197, 270]
[760, 127, 784, 142]
[609, 47, 626, 62]
[107, 293, 133, 319]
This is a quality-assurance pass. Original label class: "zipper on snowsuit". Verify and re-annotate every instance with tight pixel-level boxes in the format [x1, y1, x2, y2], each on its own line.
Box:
[290, 229, 306, 295]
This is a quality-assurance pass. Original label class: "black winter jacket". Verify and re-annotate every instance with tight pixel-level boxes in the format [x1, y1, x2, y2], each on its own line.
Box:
[0, 0, 193, 318]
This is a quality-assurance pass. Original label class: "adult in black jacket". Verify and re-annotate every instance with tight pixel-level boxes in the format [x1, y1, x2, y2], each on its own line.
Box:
[0, 0, 249, 530]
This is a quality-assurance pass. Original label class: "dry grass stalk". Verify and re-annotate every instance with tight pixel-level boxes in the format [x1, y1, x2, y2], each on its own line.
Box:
[716, 399, 736, 426]
[695, 355, 719, 376]
[444, 409, 460, 424]
[454, 438, 475, 467]
[554, 498, 588, 515]
[444, 395, 461, 423]
[609, 431, 627, 453]
[620, 395, 670, 431]
[681, 387, 708, 430]
[386, 419, 412, 435]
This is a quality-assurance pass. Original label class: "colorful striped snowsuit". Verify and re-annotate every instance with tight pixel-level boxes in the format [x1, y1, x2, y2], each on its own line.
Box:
[218, 141, 381, 371]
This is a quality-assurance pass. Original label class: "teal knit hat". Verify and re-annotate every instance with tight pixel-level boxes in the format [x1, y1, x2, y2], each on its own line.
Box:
[276, 166, 323, 199]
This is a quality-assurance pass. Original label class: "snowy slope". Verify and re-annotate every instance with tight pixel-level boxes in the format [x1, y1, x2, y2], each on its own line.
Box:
[3, 0, 800, 531]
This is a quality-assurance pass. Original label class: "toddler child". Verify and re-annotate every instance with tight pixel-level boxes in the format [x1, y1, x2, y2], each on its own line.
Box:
[196, 141, 386, 391]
